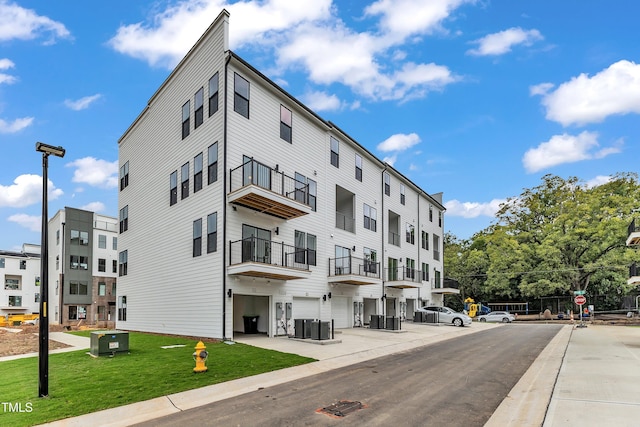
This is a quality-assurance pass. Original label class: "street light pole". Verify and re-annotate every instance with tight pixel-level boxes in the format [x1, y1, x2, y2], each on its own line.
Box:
[36, 142, 65, 398]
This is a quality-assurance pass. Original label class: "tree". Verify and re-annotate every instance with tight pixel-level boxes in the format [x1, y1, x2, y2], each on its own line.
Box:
[483, 173, 640, 299]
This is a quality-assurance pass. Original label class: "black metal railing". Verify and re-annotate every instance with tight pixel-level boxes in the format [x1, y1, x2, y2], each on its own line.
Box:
[229, 236, 309, 270]
[229, 157, 310, 206]
[335, 211, 355, 232]
[386, 267, 422, 283]
[630, 263, 639, 278]
[329, 256, 381, 278]
[629, 219, 640, 238]
[388, 230, 400, 246]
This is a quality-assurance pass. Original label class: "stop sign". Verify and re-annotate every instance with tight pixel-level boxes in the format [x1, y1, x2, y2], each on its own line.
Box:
[574, 295, 586, 305]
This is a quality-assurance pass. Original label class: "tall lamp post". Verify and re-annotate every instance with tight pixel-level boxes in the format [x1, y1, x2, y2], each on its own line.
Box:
[36, 142, 65, 398]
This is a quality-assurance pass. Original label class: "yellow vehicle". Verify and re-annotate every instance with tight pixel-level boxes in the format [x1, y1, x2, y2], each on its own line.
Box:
[464, 297, 491, 318]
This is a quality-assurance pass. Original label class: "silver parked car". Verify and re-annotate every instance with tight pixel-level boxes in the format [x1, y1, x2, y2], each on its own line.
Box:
[476, 311, 515, 323]
[416, 306, 472, 327]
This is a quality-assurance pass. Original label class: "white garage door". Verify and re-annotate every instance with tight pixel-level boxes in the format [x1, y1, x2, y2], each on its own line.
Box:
[332, 296, 350, 328]
[292, 297, 320, 320]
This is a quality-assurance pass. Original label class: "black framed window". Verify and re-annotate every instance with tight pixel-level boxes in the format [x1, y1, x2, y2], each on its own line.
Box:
[209, 72, 219, 116]
[119, 205, 128, 233]
[194, 87, 204, 128]
[119, 250, 128, 276]
[422, 231, 429, 250]
[207, 212, 217, 253]
[181, 162, 189, 200]
[280, 105, 292, 143]
[406, 223, 415, 244]
[193, 218, 202, 257]
[330, 137, 339, 167]
[120, 161, 129, 190]
[208, 142, 218, 184]
[308, 178, 317, 212]
[181, 100, 190, 139]
[429, 205, 433, 222]
[400, 184, 405, 205]
[422, 262, 429, 281]
[439, 211, 443, 227]
[112, 260, 117, 273]
[98, 259, 106, 272]
[355, 154, 362, 181]
[234, 73, 249, 118]
[170, 170, 178, 206]
[364, 204, 377, 232]
[384, 172, 390, 196]
[194, 152, 203, 193]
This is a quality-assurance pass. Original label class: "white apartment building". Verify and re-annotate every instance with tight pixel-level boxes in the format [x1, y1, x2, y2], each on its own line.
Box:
[0, 244, 41, 317]
[48, 207, 119, 327]
[117, 10, 453, 340]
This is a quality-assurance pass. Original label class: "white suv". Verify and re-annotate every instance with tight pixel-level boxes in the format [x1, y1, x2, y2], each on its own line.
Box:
[416, 306, 472, 327]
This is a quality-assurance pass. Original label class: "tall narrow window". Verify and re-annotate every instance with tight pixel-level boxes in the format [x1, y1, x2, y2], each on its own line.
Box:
[120, 161, 129, 190]
[119, 205, 128, 233]
[194, 87, 204, 128]
[194, 153, 203, 193]
[112, 236, 117, 250]
[307, 233, 317, 266]
[119, 250, 128, 276]
[364, 204, 377, 232]
[112, 260, 117, 273]
[118, 296, 127, 321]
[422, 231, 429, 250]
[98, 259, 106, 272]
[98, 234, 107, 249]
[439, 211, 443, 227]
[433, 234, 440, 261]
[406, 258, 415, 279]
[422, 262, 430, 281]
[330, 137, 339, 167]
[207, 212, 217, 253]
[429, 205, 433, 222]
[295, 230, 306, 264]
[280, 105, 292, 143]
[170, 170, 178, 206]
[406, 223, 415, 244]
[193, 219, 202, 257]
[400, 184, 405, 205]
[308, 179, 317, 212]
[364, 248, 377, 273]
[182, 100, 190, 139]
[294, 172, 307, 204]
[209, 72, 219, 116]
[181, 162, 189, 200]
[208, 142, 218, 184]
[234, 73, 250, 118]
[384, 172, 390, 196]
[355, 154, 362, 181]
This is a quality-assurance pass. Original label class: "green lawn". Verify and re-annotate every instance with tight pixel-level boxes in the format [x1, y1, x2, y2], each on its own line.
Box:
[0, 332, 315, 426]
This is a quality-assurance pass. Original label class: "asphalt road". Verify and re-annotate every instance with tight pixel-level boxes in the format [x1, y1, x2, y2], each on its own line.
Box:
[135, 324, 563, 427]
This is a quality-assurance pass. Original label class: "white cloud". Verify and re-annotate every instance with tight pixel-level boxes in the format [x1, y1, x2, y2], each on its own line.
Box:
[0, 116, 32, 133]
[529, 82, 553, 96]
[365, 0, 473, 40]
[302, 91, 343, 112]
[444, 198, 506, 218]
[522, 131, 622, 173]
[66, 157, 118, 188]
[108, 0, 462, 102]
[0, 58, 13, 69]
[0, 174, 63, 208]
[7, 213, 40, 232]
[584, 175, 612, 188]
[467, 27, 543, 56]
[536, 60, 640, 126]
[80, 201, 106, 212]
[0, 1, 70, 43]
[0, 57, 16, 84]
[377, 133, 421, 152]
[382, 154, 397, 166]
[64, 94, 102, 111]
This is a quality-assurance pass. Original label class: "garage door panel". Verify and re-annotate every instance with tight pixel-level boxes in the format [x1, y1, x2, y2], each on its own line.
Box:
[332, 296, 350, 328]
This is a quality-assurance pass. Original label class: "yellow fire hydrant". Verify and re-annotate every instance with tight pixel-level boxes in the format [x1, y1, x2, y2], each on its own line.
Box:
[193, 341, 208, 373]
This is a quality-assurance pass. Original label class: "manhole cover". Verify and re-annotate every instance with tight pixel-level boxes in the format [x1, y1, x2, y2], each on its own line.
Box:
[317, 400, 365, 418]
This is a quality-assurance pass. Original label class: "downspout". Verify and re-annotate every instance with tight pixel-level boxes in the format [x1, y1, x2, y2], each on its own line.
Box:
[222, 54, 231, 340]
[416, 195, 420, 306]
[381, 165, 387, 318]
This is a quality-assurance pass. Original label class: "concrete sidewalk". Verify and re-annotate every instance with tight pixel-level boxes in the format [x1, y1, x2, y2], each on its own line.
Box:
[28, 323, 640, 426]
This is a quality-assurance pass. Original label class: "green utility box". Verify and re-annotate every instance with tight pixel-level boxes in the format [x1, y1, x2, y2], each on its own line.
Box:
[90, 330, 129, 356]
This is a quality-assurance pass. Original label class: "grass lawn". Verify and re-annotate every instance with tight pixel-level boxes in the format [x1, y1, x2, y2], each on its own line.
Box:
[0, 331, 315, 426]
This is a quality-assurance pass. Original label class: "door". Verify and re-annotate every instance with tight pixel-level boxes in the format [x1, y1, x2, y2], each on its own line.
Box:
[292, 297, 320, 321]
[335, 245, 351, 275]
[242, 225, 271, 263]
[332, 296, 350, 328]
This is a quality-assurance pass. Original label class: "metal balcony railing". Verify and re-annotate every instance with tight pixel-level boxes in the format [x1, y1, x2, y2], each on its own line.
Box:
[329, 256, 381, 278]
[388, 231, 400, 246]
[386, 267, 423, 283]
[228, 236, 309, 270]
[335, 211, 355, 232]
[229, 157, 310, 206]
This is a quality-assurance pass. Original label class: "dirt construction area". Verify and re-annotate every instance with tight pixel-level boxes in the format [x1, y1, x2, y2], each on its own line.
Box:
[0, 325, 70, 357]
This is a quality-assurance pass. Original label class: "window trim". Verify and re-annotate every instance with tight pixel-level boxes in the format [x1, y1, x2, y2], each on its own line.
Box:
[194, 152, 203, 193]
[182, 100, 190, 139]
[194, 87, 204, 128]
[207, 212, 217, 253]
[181, 162, 189, 200]
[330, 137, 339, 168]
[170, 170, 178, 206]
[234, 73, 250, 119]
[208, 142, 218, 185]
[209, 72, 219, 117]
[120, 161, 129, 191]
[280, 104, 292, 143]
[193, 218, 202, 257]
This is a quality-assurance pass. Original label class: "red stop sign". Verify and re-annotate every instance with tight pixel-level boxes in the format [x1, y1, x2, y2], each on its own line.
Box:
[574, 295, 586, 305]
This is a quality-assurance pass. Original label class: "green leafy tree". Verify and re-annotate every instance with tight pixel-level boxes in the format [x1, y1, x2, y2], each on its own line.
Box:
[483, 173, 640, 299]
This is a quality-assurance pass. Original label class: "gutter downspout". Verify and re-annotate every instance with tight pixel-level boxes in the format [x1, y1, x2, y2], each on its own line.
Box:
[222, 54, 231, 341]
[381, 165, 387, 318]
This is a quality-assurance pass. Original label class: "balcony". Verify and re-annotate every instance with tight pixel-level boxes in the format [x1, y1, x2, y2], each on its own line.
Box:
[227, 237, 311, 281]
[328, 256, 382, 286]
[431, 277, 460, 295]
[336, 211, 355, 233]
[386, 267, 422, 289]
[228, 158, 312, 220]
[629, 263, 640, 286]
[627, 219, 640, 247]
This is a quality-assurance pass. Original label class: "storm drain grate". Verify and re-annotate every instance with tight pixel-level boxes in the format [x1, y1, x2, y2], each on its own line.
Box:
[317, 400, 365, 418]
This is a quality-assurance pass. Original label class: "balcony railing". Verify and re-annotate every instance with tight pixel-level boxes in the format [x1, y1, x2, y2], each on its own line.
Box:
[229, 236, 309, 270]
[386, 267, 422, 283]
[335, 211, 355, 233]
[388, 231, 400, 246]
[329, 256, 380, 278]
[631, 263, 639, 278]
[229, 158, 310, 206]
[629, 219, 640, 237]
[94, 220, 118, 232]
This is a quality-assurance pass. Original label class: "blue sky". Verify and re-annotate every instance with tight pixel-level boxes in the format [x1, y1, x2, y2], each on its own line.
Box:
[1, 0, 638, 251]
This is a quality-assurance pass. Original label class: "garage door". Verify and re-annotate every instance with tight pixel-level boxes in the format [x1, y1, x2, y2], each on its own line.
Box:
[332, 296, 350, 328]
[292, 297, 320, 320]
